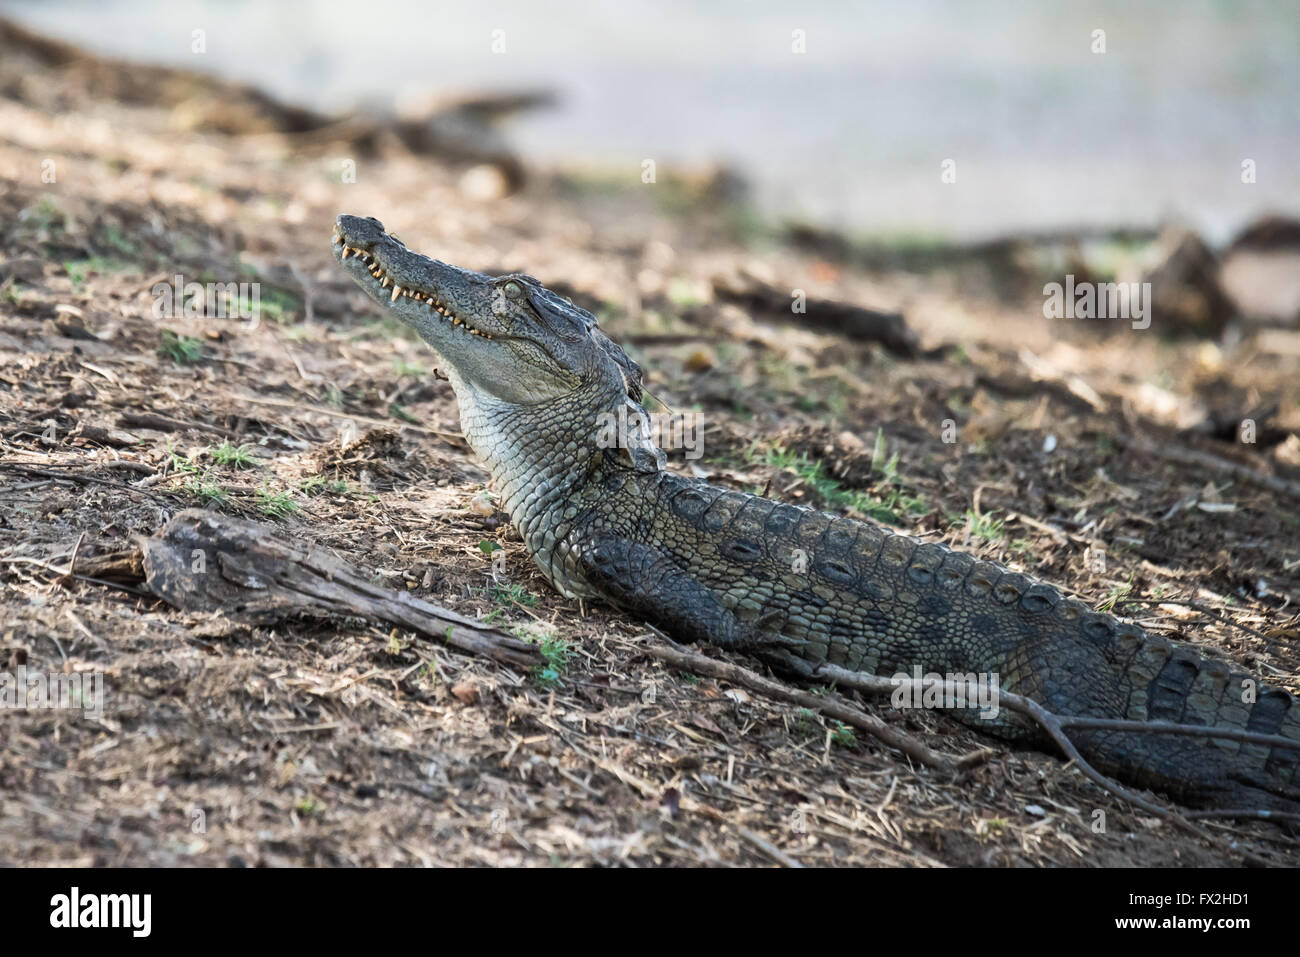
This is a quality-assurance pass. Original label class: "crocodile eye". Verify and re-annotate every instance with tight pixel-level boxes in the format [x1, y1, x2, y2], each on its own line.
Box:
[503, 280, 523, 299]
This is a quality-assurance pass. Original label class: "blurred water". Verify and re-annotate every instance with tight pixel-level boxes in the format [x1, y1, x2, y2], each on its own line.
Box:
[5, 0, 1298, 242]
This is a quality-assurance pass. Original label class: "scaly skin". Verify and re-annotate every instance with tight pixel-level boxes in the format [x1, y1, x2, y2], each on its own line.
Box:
[332, 215, 1300, 811]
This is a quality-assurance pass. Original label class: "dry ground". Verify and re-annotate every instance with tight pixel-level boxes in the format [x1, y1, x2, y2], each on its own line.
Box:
[1, 24, 1299, 866]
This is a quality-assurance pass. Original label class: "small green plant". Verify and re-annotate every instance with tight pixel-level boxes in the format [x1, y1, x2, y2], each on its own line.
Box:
[296, 797, 321, 817]
[158, 329, 204, 364]
[478, 540, 502, 556]
[168, 446, 200, 475]
[22, 197, 67, 235]
[793, 707, 820, 733]
[300, 476, 351, 496]
[516, 623, 570, 688]
[534, 636, 571, 688]
[830, 721, 857, 748]
[752, 436, 926, 527]
[100, 224, 140, 257]
[1098, 571, 1137, 614]
[64, 256, 132, 285]
[388, 402, 420, 424]
[256, 488, 299, 518]
[209, 441, 257, 469]
[256, 287, 303, 323]
[184, 477, 229, 506]
[963, 509, 1005, 542]
[490, 583, 538, 607]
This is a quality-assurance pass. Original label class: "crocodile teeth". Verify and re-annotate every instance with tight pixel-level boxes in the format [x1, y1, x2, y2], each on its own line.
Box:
[339, 246, 495, 339]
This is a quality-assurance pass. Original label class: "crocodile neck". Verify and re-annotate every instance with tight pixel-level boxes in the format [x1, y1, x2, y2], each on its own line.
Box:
[449, 369, 663, 596]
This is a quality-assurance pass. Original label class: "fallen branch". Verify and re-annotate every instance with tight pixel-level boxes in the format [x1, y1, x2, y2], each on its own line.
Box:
[229, 393, 466, 442]
[796, 659, 1300, 830]
[768, 656, 1175, 819]
[1117, 432, 1300, 502]
[632, 634, 1289, 861]
[712, 275, 919, 356]
[140, 509, 540, 669]
[1055, 716, 1300, 752]
[117, 410, 235, 438]
[734, 825, 804, 868]
[1113, 596, 1284, 646]
[0, 462, 174, 502]
[632, 632, 988, 775]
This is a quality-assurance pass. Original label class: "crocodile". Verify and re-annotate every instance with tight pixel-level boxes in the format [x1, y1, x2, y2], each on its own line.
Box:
[332, 214, 1300, 812]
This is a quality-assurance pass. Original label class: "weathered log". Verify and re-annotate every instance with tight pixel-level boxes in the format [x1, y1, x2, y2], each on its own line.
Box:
[712, 273, 919, 356]
[141, 509, 540, 668]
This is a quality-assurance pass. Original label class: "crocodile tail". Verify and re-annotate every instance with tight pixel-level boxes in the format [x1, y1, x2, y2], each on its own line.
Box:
[1106, 621, 1300, 800]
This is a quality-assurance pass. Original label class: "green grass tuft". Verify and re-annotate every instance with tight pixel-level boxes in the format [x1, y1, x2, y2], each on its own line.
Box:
[491, 583, 539, 607]
[158, 329, 204, 364]
[300, 476, 352, 496]
[256, 488, 299, 518]
[962, 509, 1005, 542]
[64, 256, 133, 286]
[209, 441, 257, 469]
[751, 432, 927, 526]
[516, 623, 570, 689]
[183, 478, 230, 506]
[830, 721, 857, 748]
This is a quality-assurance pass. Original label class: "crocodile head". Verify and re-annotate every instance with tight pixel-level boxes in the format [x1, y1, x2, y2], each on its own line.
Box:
[332, 215, 662, 505]
[332, 215, 642, 407]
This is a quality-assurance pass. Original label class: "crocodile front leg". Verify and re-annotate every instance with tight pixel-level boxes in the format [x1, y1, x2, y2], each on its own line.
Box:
[577, 534, 782, 651]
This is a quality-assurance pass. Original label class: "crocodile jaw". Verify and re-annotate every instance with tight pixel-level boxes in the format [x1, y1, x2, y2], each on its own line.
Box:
[332, 215, 503, 344]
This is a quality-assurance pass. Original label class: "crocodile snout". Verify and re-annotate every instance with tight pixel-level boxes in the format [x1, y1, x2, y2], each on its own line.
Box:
[333, 214, 388, 250]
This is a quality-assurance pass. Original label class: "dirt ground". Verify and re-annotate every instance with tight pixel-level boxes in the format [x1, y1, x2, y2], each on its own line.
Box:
[2, 22, 1299, 867]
